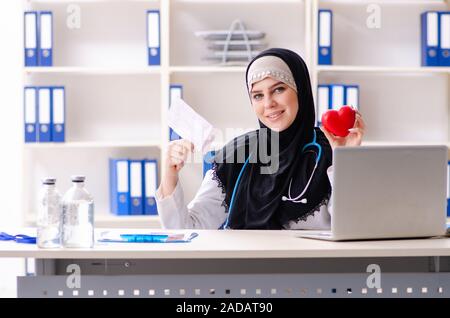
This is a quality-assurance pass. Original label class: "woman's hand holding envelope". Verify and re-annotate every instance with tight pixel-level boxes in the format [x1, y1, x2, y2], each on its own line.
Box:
[159, 139, 194, 198]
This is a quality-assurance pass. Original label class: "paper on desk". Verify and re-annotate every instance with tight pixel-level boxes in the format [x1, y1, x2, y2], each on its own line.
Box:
[97, 230, 198, 243]
[168, 97, 214, 154]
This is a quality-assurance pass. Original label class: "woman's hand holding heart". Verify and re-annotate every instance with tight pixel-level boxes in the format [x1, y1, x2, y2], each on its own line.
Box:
[320, 106, 366, 151]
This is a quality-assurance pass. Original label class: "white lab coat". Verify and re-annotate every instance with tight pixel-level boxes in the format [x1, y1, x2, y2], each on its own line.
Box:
[156, 166, 335, 230]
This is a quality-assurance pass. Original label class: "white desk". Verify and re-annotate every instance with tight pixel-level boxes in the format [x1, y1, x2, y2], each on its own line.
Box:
[1, 229, 449, 298]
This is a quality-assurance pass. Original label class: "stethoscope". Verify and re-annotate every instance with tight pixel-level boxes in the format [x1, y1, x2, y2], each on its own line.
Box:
[0, 232, 36, 244]
[282, 129, 322, 204]
[221, 130, 322, 229]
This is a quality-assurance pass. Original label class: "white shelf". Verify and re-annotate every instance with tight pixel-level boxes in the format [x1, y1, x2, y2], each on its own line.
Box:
[317, 65, 450, 75]
[23, 146, 161, 222]
[24, 141, 161, 149]
[26, 0, 160, 3]
[169, 66, 247, 73]
[314, 2, 449, 68]
[174, 0, 302, 3]
[24, 67, 161, 75]
[170, 0, 306, 66]
[319, 0, 447, 4]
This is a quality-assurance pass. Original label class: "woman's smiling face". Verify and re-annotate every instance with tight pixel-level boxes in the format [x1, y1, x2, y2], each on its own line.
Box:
[250, 77, 299, 132]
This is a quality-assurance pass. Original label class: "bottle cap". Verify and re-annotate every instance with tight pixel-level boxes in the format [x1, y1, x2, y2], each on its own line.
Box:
[71, 175, 86, 183]
[42, 177, 56, 185]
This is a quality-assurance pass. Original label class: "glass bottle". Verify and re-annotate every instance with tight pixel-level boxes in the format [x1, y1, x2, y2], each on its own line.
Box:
[62, 175, 95, 248]
[37, 178, 62, 248]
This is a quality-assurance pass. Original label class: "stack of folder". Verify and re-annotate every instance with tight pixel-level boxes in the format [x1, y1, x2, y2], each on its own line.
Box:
[421, 11, 450, 67]
[24, 11, 53, 67]
[26, 9, 163, 66]
[109, 158, 158, 216]
[24, 86, 65, 143]
[316, 84, 359, 125]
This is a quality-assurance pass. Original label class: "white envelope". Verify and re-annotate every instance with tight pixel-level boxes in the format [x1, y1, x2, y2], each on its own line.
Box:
[168, 97, 214, 154]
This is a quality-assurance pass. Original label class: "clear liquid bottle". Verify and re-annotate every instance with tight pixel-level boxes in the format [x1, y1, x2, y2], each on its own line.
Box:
[62, 175, 95, 248]
[37, 178, 62, 248]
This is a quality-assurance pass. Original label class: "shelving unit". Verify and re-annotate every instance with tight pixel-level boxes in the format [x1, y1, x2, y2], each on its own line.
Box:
[169, 66, 246, 73]
[23, 140, 161, 149]
[312, 0, 450, 144]
[23, 0, 164, 228]
[28, 0, 159, 3]
[317, 65, 450, 74]
[319, 0, 447, 4]
[22, 0, 450, 228]
[24, 66, 162, 75]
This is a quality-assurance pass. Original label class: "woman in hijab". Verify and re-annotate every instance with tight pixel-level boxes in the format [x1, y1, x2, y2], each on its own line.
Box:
[156, 48, 366, 230]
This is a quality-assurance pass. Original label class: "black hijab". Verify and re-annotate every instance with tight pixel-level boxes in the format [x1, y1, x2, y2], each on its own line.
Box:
[212, 48, 333, 229]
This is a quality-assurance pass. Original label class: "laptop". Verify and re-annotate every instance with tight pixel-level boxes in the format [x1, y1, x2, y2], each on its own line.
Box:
[299, 146, 448, 241]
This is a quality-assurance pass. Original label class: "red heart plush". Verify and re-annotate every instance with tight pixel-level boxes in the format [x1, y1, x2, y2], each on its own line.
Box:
[321, 106, 356, 137]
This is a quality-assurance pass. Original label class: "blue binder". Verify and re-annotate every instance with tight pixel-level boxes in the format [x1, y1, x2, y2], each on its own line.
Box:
[421, 11, 439, 67]
[439, 12, 450, 66]
[129, 160, 144, 215]
[24, 12, 38, 66]
[203, 151, 216, 177]
[147, 10, 161, 66]
[143, 159, 158, 215]
[344, 85, 359, 110]
[318, 10, 332, 65]
[24, 87, 38, 142]
[109, 159, 130, 216]
[447, 161, 450, 217]
[169, 84, 183, 141]
[37, 87, 52, 142]
[330, 84, 345, 110]
[39, 11, 53, 66]
[51, 87, 65, 142]
[316, 85, 330, 126]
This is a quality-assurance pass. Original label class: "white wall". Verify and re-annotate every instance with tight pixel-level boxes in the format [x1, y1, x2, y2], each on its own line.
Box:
[0, 0, 25, 298]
